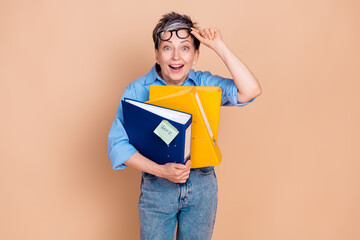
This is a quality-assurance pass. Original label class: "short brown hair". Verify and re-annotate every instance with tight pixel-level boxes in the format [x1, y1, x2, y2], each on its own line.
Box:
[152, 12, 200, 50]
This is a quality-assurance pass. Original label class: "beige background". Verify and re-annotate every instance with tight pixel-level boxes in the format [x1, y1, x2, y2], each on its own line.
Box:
[1, 0, 359, 239]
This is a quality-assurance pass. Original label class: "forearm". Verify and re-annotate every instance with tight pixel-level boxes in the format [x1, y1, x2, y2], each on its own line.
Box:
[125, 152, 164, 177]
[125, 152, 191, 183]
[214, 41, 262, 103]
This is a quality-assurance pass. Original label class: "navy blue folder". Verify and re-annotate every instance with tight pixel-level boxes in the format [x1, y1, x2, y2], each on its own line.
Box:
[122, 98, 192, 165]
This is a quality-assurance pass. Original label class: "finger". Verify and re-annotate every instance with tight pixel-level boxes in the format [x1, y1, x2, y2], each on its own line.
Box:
[178, 162, 190, 171]
[179, 163, 190, 173]
[199, 29, 207, 39]
[174, 163, 186, 170]
[203, 28, 212, 39]
[209, 28, 215, 39]
[191, 27, 199, 35]
[191, 28, 204, 41]
[178, 172, 190, 181]
[178, 178, 187, 183]
[172, 172, 188, 183]
[213, 28, 221, 39]
[176, 167, 189, 177]
[201, 29, 209, 39]
[175, 167, 190, 177]
[182, 168, 191, 177]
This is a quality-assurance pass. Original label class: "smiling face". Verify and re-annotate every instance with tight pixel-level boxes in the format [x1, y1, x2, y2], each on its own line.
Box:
[155, 34, 199, 85]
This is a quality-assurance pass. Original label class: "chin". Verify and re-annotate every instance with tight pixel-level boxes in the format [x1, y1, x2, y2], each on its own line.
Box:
[162, 68, 190, 84]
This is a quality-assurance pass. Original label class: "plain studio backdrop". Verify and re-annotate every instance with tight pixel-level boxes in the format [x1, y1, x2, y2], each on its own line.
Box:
[1, 0, 359, 239]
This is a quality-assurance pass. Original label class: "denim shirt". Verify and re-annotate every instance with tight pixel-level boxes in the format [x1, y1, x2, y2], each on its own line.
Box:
[108, 64, 255, 170]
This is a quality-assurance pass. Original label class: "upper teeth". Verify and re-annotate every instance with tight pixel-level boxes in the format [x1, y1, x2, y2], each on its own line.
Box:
[171, 65, 182, 67]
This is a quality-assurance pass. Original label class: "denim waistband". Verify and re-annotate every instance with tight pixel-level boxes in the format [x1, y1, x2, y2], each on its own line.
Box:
[190, 166, 214, 171]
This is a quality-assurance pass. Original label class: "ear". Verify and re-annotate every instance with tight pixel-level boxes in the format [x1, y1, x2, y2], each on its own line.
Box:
[155, 49, 159, 64]
[192, 49, 200, 66]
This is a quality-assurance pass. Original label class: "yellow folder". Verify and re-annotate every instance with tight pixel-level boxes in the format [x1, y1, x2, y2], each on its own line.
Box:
[147, 86, 222, 168]
[149, 86, 222, 141]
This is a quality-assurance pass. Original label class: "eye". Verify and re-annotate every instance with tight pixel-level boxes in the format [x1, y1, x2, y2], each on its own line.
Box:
[182, 46, 190, 51]
[163, 46, 171, 51]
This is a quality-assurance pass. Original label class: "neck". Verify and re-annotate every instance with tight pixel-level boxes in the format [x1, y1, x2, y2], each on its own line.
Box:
[157, 70, 186, 86]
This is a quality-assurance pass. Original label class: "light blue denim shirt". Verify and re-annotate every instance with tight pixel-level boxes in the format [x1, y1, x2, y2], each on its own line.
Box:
[108, 64, 255, 170]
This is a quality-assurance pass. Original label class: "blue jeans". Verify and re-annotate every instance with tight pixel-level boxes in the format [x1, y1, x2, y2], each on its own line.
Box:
[138, 167, 218, 240]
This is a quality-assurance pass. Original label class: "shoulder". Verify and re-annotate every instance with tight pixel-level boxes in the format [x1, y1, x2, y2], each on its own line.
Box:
[125, 67, 152, 90]
[193, 70, 212, 85]
[123, 70, 152, 101]
[193, 69, 213, 79]
[192, 69, 227, 86]
[127, 65, 157, 88]
[126, 76, 145, 90]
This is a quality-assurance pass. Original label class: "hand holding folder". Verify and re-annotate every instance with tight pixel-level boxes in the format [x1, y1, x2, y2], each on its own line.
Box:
[122, 98, 192, 165]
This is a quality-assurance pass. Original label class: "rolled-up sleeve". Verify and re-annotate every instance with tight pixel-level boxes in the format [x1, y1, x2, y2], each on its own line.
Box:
[108, 85, 139, 170]
[198, 71, 255, 107]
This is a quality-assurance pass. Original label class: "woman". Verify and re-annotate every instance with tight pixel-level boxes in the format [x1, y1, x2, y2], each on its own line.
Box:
[108, 12, 261, 239]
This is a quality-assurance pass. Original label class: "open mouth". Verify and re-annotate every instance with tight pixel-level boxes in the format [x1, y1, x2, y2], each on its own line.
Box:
[169, 64, 184, 71]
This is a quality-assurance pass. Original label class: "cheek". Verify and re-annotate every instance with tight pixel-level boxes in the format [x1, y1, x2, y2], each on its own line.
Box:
[158, 52, 171, 63]
[183, 53, 196, 64]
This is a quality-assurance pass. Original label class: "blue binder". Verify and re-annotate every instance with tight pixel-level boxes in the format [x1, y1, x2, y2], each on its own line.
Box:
[122, 98, 192, 165]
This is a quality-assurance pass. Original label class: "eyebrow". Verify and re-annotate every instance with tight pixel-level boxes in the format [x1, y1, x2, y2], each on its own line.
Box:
[165, 40, 191, 44]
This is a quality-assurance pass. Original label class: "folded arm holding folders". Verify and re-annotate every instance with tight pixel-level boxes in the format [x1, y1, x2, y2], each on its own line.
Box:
[122, 98, 192, 165]
[147, 86, 222, 168]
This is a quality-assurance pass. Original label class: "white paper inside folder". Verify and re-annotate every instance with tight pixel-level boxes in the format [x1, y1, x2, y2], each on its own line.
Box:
[184, 124, 192, 160]
[125, 99, 191, 124]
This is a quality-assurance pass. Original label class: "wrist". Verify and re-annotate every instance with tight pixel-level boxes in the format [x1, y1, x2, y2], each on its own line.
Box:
[151, 163, 165, 178]
[213, 40, 229, 58]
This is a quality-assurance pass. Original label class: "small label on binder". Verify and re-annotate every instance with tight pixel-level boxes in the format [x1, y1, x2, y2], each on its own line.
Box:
[153, 120, 179, 145]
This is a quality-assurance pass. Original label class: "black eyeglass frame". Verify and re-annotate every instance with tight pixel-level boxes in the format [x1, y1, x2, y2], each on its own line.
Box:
[157, 28, 193, 41]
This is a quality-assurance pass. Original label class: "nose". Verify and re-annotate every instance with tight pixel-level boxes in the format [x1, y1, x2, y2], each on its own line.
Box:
[172, 49, 180, 60]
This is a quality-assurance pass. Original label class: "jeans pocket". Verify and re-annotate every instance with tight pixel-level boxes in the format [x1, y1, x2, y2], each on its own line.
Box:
[142, 172, 157, 180]
[195, 166, 215, 175]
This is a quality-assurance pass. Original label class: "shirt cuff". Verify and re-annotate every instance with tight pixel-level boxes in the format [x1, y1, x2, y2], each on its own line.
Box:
[109, 143, 138, 170]
[234, 97, 256, 106]
[222, 86, 256, 107]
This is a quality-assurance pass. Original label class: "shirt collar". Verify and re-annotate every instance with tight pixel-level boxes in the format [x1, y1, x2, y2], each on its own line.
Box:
[145, 64, 197, 86]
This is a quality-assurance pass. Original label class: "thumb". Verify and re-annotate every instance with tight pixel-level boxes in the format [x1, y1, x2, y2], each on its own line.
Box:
[175, 163, 187, 169]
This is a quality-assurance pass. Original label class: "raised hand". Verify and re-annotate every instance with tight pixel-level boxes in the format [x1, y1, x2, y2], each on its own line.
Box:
[191, 26, 261, 103]
[191, 27, 225, 52]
